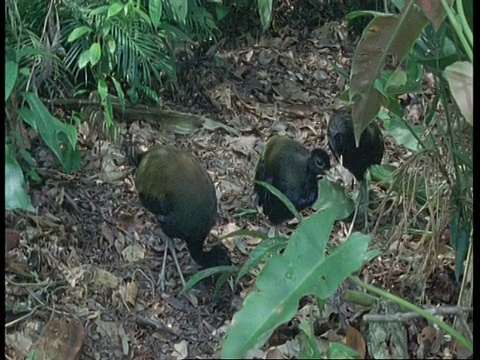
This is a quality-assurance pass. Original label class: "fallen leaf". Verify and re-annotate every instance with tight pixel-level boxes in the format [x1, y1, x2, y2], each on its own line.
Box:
[173, 340, 189, 359]
[122, 244, 145, 262]
[346, 325, 366, 359]
[32, 317, 85, 360]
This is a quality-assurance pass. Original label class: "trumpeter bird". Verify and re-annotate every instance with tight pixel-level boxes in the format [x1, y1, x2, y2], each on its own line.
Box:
[327, 108, 384, 231]
[254, 136, 331, 228]
[134, 145, 231, 289]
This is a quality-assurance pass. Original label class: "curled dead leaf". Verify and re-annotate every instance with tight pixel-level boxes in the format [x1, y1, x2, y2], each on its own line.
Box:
[346, 325, 366, 359]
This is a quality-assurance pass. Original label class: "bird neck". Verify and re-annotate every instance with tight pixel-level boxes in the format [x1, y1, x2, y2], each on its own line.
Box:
[184, 236, 217, 268]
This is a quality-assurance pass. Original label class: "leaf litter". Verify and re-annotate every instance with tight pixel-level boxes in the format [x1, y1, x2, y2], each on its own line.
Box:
[5, 8, 469, 359]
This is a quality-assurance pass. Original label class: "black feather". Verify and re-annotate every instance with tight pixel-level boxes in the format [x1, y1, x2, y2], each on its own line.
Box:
[135, 145, 231, 267]
[254, 136, 331, 225]
[327, 109, 384, 180]
[327, 108, 384, 230]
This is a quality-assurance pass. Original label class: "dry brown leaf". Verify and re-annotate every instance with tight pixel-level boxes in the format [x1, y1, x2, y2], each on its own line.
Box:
[345, 325, 366, 359]
[32, 318, 85, 360]
[227, 135, 258, 156]
[5, 228, 20, 251]
[122, 244, 145, 262]
[92, 268, 120, 289]
[125, 280, 138, 307]
[5, 332, 33, 358]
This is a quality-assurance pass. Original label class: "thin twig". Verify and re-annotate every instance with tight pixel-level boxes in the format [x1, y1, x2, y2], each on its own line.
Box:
[363, 306, 473, 322]
[135, 315, 179, 336]
[5, 306, 41, 328]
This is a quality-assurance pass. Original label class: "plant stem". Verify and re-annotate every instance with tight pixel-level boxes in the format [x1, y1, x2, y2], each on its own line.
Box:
[440, 0, 473, 62]
[348, 275, 473, 352]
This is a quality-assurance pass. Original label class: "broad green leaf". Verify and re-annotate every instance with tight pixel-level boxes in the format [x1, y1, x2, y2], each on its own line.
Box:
[134, 7, 152, 26]
[382, 112, 431, 152]
[107, 3, 123, 19]
[416, 0, 452, 30]
[5, 146, 35, 212]
[89, 43, 102, 66]
[350, 2, 429, 146]
[370, 164, 397, 183]
[149, 0, 163, 29]
[258, 0, 273, 32]
[5, 61, 18, 101]
[19, 93, 79, 173]
[327, 342, 359, 359]
[90, 5, 109, 15]
[298, 318, 322, 359]
[385, 68, 407, 92]
[78, 49, 91, 69]
[67, 26, 92, 42]
[169, 0, 188, 24]
[236, 236, 288, 282]
[107, 38, 116, 54]
[444, 61, 473, 126]
[313, 179, 354, 220]
[221, 209, 370, 358]
[180, 265, 238, 295]
[215, 4, 231, 21]
[158, 23, 193, 43]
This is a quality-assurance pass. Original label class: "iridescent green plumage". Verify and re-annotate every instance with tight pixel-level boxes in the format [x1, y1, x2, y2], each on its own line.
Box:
[135, 145, 231, 272]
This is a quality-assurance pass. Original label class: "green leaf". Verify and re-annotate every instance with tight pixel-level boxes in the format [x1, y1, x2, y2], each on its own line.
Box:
[107, 2, 123, 19]
[107, 38, 116, 54]
[18, 92, 79, 173]
[5, 61, 18, 101]
[134, 7, 152, 26]
[444, 61, 473, 126]
[110, 76, 125, 113]
[313, 179, 354, 220]
[327, 342, 359, 359]
[236, 236, 288, 282]
[89, 43, 102, 66]
[90, 5, 109, 16]
[385, 68, 407, 91]
[382, 112, 431, 152]
[215, 4, 231, 21]
[350, 3, 429, 145]
[298, 318, 323, 358]
[257, 0, 273, 32]
[149, 0, 163, 29]
[221, 210, 370, 358]
[179, 265, 238, 295]
[369, 164, 397, 182]
[169, 0, 188, 24]
[5, 145, 35, 212]
[255, 180, 302, 223]
[67, 26, 92, 42]
[78, 49, 91, 69]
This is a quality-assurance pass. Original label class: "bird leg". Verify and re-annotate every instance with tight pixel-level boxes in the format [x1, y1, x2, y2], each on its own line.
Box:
[348, 176, 370, 234]
[156, 228, 186, 290]
[357, 176, 370, 232]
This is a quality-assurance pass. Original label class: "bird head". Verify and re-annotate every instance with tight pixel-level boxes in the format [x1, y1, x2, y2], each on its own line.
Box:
[308, 148, 331, 176]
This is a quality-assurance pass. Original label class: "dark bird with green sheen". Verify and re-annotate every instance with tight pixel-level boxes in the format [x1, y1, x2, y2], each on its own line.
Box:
[134, 145, 231, 287]
[254, 136, 331, 226]
[327, 108, 384, 230]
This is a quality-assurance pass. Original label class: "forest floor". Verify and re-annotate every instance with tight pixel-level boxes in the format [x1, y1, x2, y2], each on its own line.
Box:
[5, 7, 470, 360]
